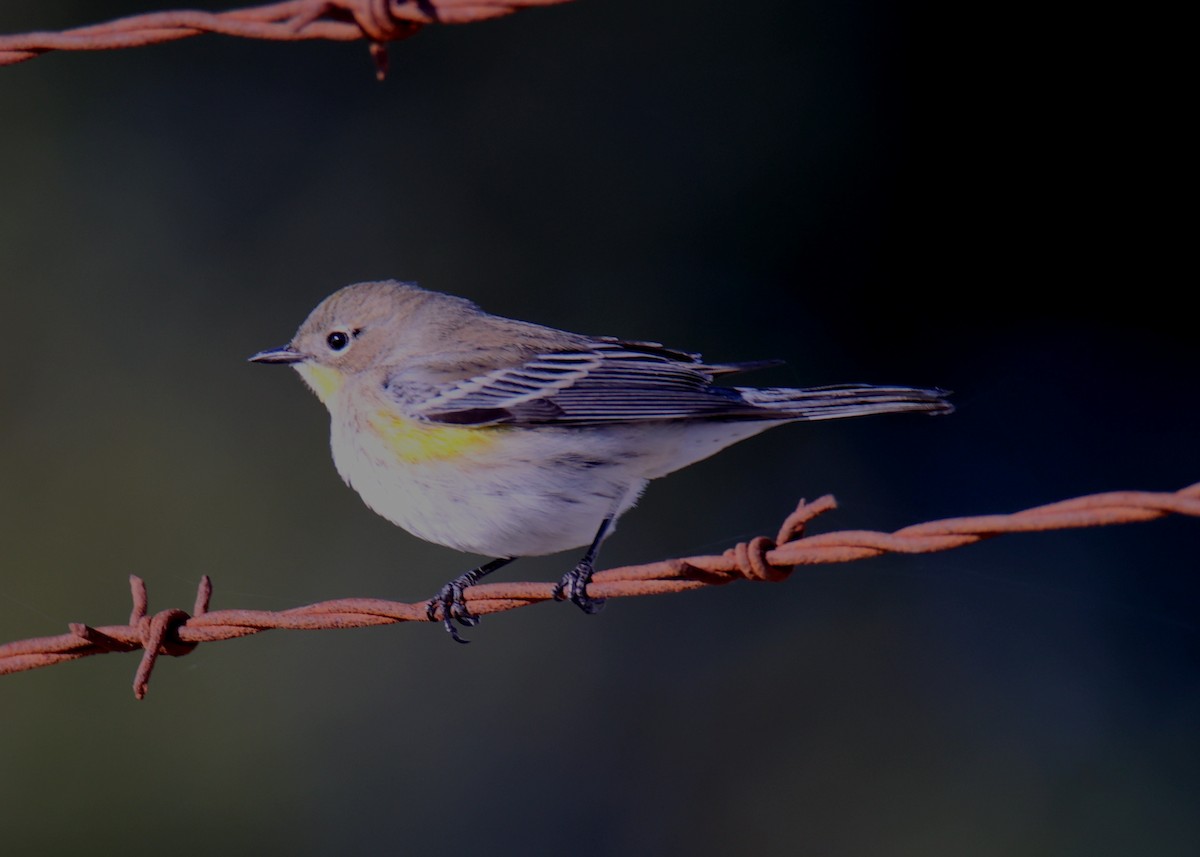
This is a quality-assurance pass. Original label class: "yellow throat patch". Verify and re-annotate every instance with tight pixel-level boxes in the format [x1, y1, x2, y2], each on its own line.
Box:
[367, 409, 500, 464]
[296, 363, 346, 405]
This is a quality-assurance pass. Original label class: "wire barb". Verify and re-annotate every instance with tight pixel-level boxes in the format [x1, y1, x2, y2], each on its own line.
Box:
[2, 482, 1197, 698]
[0, 1, 575, 74]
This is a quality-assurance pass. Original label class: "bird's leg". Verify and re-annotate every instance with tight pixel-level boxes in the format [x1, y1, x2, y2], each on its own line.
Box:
[553, 515, 614, 614]
[427, 556, 515, 644]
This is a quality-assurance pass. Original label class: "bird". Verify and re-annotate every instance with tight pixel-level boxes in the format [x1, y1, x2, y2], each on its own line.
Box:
[250, 280, 952, 641]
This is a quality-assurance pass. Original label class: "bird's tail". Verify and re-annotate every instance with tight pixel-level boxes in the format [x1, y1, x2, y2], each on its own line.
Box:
[736, 384, 954, 421]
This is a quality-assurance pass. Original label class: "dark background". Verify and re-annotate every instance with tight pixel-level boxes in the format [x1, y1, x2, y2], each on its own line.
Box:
[1, 2, 1195, 855]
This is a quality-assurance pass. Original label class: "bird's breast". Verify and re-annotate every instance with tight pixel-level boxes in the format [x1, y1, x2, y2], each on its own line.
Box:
[325, 412, 642, 556]
[363, 409, 503, 465]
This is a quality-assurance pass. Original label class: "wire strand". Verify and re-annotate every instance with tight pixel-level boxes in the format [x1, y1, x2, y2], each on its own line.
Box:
[2, 482, 1196, 698]
[0, 0, 574, 77]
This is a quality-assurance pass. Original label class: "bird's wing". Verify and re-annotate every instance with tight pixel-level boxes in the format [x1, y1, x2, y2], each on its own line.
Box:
[393, 340, 769, 427]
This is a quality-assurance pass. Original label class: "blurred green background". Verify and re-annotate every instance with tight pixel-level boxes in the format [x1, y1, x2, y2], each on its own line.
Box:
[1, 2, 1196, 855]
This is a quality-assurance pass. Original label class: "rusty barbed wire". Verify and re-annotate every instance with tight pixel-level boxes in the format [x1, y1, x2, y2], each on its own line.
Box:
[0, 0, 574, 77]
[2, 482, 1197, 699]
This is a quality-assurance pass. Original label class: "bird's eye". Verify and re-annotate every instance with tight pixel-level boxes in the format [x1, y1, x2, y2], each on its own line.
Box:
[327, 331, 350, 351]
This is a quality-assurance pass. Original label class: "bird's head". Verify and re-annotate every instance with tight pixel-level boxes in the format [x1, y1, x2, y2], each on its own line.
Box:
[249, 279, 464, 404]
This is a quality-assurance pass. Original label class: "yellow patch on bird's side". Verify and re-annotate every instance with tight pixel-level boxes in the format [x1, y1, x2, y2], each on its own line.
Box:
[296, 363, 346, 405]
[367, 410, 500, 464]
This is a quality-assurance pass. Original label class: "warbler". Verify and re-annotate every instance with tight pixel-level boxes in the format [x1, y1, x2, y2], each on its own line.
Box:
[251, 280, 952, 641]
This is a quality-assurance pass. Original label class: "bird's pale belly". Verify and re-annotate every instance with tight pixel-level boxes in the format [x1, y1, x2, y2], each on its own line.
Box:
[328, 407, 781, 558]
[330, 415, 643, 556]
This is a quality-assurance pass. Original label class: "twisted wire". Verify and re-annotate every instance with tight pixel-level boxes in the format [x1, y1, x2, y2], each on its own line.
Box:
[0, 0, 573, 75]
[2, 482, 1196, 698]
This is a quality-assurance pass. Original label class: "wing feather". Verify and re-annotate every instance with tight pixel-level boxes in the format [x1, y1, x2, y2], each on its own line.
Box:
[388, 341, 951, 427]
[402, 341, 756, 426]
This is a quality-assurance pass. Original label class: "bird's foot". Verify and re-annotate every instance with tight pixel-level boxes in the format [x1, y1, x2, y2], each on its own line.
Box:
[426, 557, 514, 643]
[427, 573, 482, 644]
[553, 559, 606, 614]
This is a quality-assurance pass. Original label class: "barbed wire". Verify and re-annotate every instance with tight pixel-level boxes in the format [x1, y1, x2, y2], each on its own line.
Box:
[3, 482, 1197, 699]
[0, 0, 574, 77]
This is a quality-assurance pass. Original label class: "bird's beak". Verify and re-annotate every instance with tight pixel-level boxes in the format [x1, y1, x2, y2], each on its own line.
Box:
[248, 344, 306, 365]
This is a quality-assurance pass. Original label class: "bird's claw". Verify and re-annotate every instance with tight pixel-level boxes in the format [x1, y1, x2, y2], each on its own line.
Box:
[553, 560, 606, 614]
[427, 577, 480, 644]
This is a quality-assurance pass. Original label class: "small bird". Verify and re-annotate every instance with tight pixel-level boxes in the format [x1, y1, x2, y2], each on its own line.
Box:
[251, 280, 952, 641]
